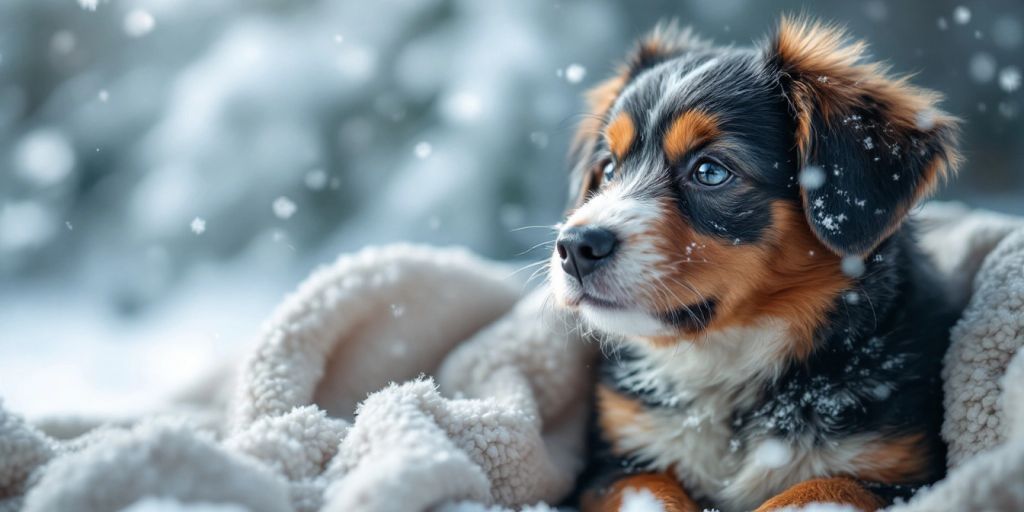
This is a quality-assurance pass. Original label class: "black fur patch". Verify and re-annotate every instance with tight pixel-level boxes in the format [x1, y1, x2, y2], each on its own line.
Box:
[798, 107, 957, 256]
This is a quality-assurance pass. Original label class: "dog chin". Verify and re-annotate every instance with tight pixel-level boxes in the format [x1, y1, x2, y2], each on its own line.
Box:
[578, 302, 674, 338]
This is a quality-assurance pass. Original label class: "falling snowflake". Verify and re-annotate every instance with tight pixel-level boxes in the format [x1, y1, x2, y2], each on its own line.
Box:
[98, 89, 109, 102]
[969, 53, 997, 83]
[753, 438, 793, 469]
[124, 10, 155, 37]
[798, 165, 825, 190]
[190, 217, 206, 235]
[78, 0, 99, 10]
[272, 196, 297, 219]
[413, 141, 432, 159]
[51, 31, 76, 55]
[998, 66, 1021, 93]
[304, 169, 327, 190]
[937, 17, 949, 31]
[390, 303, 405, 317]
[442, 91, 482, 123]
[841, 256, 866, 278]
[13, 129, 75, 187]
[333, 34, 344, 44]
[845, 291, 861, 305]
[862, 137, 874, 150]
[953, 6, 971, 25]
[564, 63, 586, 84]
[914, 108, 938, 130]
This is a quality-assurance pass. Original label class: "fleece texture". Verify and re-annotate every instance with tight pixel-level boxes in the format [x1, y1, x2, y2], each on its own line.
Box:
[0, 203, 1021, 512]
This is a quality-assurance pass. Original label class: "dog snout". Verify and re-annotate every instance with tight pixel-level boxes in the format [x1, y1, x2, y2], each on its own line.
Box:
[556, 226, 618, 282]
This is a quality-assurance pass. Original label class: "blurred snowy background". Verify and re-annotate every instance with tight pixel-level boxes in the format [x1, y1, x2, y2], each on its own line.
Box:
[0, 0, 1021, 419]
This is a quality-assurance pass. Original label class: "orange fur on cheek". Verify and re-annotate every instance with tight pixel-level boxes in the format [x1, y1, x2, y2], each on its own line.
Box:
[726, 202, 849, 358]
[642, 199, 771, 335]
[635, 200, 845, 360]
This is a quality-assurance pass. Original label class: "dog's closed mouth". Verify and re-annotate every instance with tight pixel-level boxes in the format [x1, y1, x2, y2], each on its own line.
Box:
[577, 293, 623, 309]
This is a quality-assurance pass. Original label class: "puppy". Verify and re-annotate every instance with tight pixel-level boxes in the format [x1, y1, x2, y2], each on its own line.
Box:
[549, 17, 962, 512]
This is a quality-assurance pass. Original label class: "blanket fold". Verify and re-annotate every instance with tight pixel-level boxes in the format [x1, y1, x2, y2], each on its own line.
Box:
[0, 203, 1021, 512]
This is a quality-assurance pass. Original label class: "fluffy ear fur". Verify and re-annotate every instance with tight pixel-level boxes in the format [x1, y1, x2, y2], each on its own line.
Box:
[765, 16, 961, 256]
[567, 22, 709, 209]
[624, 20, 710, 81]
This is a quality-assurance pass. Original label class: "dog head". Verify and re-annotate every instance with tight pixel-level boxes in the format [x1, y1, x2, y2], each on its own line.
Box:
[550, 17, 960, 348]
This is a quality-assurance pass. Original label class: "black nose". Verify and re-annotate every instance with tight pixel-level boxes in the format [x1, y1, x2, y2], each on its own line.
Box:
[556, 226, 618, 282]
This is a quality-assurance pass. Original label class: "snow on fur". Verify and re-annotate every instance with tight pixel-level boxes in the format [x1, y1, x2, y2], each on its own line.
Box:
[620, 488, 667, 512]
[0, 207, 1022, 512]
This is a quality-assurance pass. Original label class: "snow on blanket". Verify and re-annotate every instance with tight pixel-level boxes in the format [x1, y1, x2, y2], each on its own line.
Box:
[1, 202, 1023, 512]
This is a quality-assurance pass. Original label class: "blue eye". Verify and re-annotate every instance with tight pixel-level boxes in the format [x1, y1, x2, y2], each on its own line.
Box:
[693, 160, 732, 187]
[603, 161, 616, 182]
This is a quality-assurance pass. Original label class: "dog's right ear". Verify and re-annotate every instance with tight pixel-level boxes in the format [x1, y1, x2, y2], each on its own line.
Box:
[764, 16, 961, 257]
[567, 22, 709, 209]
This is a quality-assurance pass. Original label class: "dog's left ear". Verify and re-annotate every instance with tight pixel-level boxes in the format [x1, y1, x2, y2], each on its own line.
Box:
[765, 17, 961, 257]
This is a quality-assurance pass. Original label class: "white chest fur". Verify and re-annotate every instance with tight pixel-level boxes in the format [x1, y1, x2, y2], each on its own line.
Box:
[605, 319, 884, 511]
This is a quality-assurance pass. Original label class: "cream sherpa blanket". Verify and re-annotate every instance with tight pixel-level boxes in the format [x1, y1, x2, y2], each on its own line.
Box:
[1, 202, 1022, 512]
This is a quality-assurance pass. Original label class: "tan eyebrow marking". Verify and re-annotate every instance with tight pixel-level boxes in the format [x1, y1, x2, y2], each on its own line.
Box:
[663, 110, 720, 161]
[605, 113, 636, 159]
